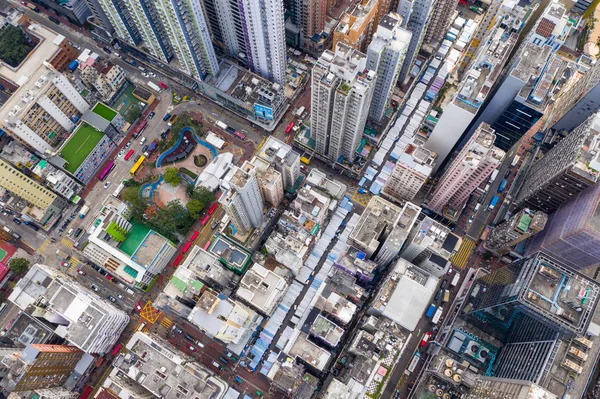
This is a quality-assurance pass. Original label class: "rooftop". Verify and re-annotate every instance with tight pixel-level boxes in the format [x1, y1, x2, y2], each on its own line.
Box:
[208, 235, 251, 274]
[114, 332, 227, 399]
[286, 331, 331, 371]
[236, 263, 288, 315]
[409, 217, 454, 257]
[349, 196, 403, 246]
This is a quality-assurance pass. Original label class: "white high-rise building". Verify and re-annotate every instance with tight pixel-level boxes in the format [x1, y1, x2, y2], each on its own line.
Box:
[219, 162, 265, 234]
[396, 0, 435, 83]
[366, 13, 411, 122]
[8, 264, 129, 354]
[311, 43, 375, 163]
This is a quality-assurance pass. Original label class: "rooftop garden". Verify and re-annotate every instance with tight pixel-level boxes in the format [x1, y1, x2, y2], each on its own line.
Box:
[0, 25, 35, 68]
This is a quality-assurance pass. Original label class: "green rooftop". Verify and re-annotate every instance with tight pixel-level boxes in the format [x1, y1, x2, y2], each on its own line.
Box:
[61, 123, 104, 173]
[92, 102, 118, 120]
[120, 223, 151, 256]
[517, 213, 532, 233]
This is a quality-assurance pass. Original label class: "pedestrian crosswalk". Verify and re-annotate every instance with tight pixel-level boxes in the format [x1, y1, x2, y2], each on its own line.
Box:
[61, 237, 74, 249]
[451, 238, 476, 269]
[161, 317, 173, 329]
[38, 238, 51, 254]
[67, 257, 81, 274]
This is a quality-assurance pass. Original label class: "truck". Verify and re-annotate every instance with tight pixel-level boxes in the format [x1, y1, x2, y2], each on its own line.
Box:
[488, 196, 499, 210]
[216, 120, 228, 130]
[26, 3, 40, 12]
[498, 179, 507, 193]
[124, 57, 137, 66]
[511, 155, 520, 167]
[450, 273, 460, 287]
[295, 106, 305, 117]
[147, 81, 162, 93]
[431, 308, 443, 324]
[68, 60, 79, 72]
[489, 170, 499, 183]
[425, 304, 436, 318]
[79, 205, 90, 218]
[442, 290, 450, 303]
[144, 140, 158, 157]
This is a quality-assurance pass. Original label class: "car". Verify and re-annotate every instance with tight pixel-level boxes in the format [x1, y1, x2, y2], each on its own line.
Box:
[118, 149, 125, 157]
[211, 221, 218, 230]
[103, 181, 111, 189]
[12, 218, 21, 225]
[420, 332, 431, 347]
[256, 391, 262, 397]
[187, 344, 196, 352]
[143, 145, 149, 152]
[195, 340, 205, 348]
[468, 216, 474, 224]
[234, 376, 243, 383]
[91, 284, 99, 292]
[135, 304, 142, 311]
[440, 279, 448, 289]
[107, 295, 116, 302]
[106, 274, 113, 281]
[61, 262, 70, 268]
[504, 170, 511, 178]
[160, 132, 168, 140]
[219, 356, 229, 364]
[163, 113, 171, 121]
[102, 46, 112, 54]
[148, 111, 155, 119]
[74, 228, 82, 238]
[184, 333, 194, 342]
[434, 289, 443, 301]
[77, 269, 86, 276]
[149, 72, 156, 78]
[73, 44, 81, 50]
[125, 141, 132, 149]
[1, 211, 8, 216]
[172, 325, 183, 334]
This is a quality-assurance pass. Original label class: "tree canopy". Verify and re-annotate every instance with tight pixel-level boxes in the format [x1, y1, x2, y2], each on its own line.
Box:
[8, 258, 30, 275]
[0, 26, 33, 68]
[164, 167, 180, 186]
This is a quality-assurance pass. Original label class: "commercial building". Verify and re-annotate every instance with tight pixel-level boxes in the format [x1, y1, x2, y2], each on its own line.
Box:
[0, 158, 69, 228]
[311, 44, 375, 163]
[0, 344, 83, 392]
[251, 156, 284, 207]
[425, 23, 518, 170]
[8, 264, 130, 354]
[485, 208, 547, 255]
[236, 263, 288, 315]
[36, 0, 91, 25]
[256, 136, 301, 191]
[112, 332, 227, 399]
[401, 216, 460, 276]
[349, 196, 420, 266]
[383, 135, 436, 202]
[428, 123, 504, 213]
[219, 162, 265, 234]
[465, 377, 557, 399]
[194, 152, 233, 192]
[468, 252, 600, 337]
[396, 0, 435, 83]
[83, 197, 177, 287]
[366, 13, 411, 122]
[514, 112, 600, 213]
[526, 183, 600, 270]
[424, 0, 458, 47]
[333, 0, 379, 53]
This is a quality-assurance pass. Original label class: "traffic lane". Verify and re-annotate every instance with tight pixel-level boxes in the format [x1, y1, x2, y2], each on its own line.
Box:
[71, 262, 139, 310]
[0, 215, 46, 249]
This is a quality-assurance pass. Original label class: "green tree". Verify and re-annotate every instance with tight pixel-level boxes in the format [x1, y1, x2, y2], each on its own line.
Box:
[191, 186, 215, 207]
[8, 258, 30, 275]
[186, 199, 204, 219]
[125, 106, 143, 123]
[0, 26, 33, 67]
[164, 167, 180, 186]
[483, 251, 493, 260]
[122, 186, 141, 203]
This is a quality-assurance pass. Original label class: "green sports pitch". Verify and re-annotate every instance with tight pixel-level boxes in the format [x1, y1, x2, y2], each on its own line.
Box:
[61, 123, 104, 173]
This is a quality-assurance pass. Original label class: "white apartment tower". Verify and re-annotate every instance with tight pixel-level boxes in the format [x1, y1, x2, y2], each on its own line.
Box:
[366, 13, 411, 122]
[311, 43, 375, 163]
[219, 162, 265, 234]
[396, 0, 435, 83]
[428, 123, 504, 213]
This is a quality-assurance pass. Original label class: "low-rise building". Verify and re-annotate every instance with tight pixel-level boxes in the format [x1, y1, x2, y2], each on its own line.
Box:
[485, 208, 547, 255]
[256, 136, 301, 191]
[236, 263, 288, 315]
[80, 61, 126, 101]
[8, 264, 129, 354]
[285, 331, 331, 372]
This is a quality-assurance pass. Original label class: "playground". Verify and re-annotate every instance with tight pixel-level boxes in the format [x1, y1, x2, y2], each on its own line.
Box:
[61, 123, 104, 173]
[92, 102, 118, 120]
[111, 84, 143, 119]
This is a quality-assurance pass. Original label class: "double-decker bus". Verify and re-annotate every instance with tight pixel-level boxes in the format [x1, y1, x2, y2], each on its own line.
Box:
[130, 155, 146, 175]
[200, 214, 211, 226]
[203, 240, 211, 250]
[132, 120, 147, 138]
[111, 343, 122, 356]
[98, 161, 115, 181]
[124, 149, 135, 160]
[285, 122, 295, 134]
[207, 203, 218, 216]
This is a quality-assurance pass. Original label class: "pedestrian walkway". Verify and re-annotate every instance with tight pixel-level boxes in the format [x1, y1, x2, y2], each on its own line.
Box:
[61, 237, 74, 249]
[350, 187, 372, 208]
[67, 257, 82, 274]
[161, 317, 173, 329]
[38, 238, 51, 254]
[451, 238, 476, 269]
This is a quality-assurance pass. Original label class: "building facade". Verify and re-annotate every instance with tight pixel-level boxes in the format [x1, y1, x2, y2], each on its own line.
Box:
[428, 123, 504, 213]
[311, 44, 375, 163]
[485, 208, 547, 255]
[424, 0, 458, 47]
[396, 0, 434, 83]
[366, 13, 411, 122]
[333, 0, 379, 53]
[256, 136, 301, 190]
[219, 162, 265, 234]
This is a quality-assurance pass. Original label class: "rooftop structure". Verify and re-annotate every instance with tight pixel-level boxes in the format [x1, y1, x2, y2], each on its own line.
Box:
[285, 331, 331, 371]
[486, 208, 547, 255]
[267, 358, 318, 399]
[83, 197, 176, 287]
[333, 0, 380, 53]
[8, 264, 129, 354]
[80, 61, 126, 101]
[236, 263, 288, 315]
[309, 314, 344, 347]
[334, 245, 379, 284]
[304, 168, 346, 199]
[257, 136, 301, 190]
[350, 196, 421, 266]
[195, 152, 234, 192]
[312, 278, 359, 325]
[207, 235, 252, 275]
[113, 332, 227, 399]
[465, 377, 557, 399]
[369, 258, 437, 331]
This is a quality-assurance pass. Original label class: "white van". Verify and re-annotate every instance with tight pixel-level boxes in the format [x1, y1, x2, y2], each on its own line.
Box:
[67, 228, 74, 237]
[474, 204, 480, 212]
[139, 137, 147, 146]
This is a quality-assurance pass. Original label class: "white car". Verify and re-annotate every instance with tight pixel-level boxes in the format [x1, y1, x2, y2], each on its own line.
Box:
[118, 149, 125, 157]
[149, 72, 156, 78]
[103, 181, 111, 189]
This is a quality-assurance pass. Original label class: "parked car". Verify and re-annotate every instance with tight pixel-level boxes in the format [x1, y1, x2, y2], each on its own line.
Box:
[420, 332, 431, 347]
[118, 149, 125, 157]
[148, 111, 155, 119]
[440, 279, 448, 289]
[103, 181, 111, 189]
[195, 340, 205, 348]
[234, 376, 243, 383]
[61, 262, 70, 268]
[125, 141, 132, 149]
[172, 325, 183, 334]
[91, 284, 99, 292]
[102, 46, 112, 54]
[107, 295, 116, 302]
[187, 345, 196, 352]
[12, 218, 21, 225]
[77, 269, 86, 276]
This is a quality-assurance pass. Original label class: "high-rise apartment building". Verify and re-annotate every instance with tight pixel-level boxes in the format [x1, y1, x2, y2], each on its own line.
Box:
[383, 136, 436, 202]
[289, 0, 327, 45]
[428, 123, 504, 213]
[396, 0, 434, 83]
[9, 265, 130, 354]
[333, 0, 379, 53]
[514, 112, 600, 213]
[311, 44, 375, 163]
[485, 208, 547, 254]
[95, 0, 141, 44]
[0, 159, 69, 228]
[424, 23, 518, 170]
[424, 0, 458, 47]
[468, 252, 600, 337]
[220, 162, 265, 234]
[0, 344, 83, 392]
[366, 13, 411, 122]
[250, 157, 284, 207]
[256, 136, 301, 190]
[526, 183, 600, 270]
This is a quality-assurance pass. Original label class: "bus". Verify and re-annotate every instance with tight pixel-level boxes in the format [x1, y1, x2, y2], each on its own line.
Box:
[431, 308, 443, 324]
[285, 122, 295, 134]
[190, 230, 199, 241]
[124, 149, 135, 160]
[133, 120, 147, 138]
[407, 353, 421, 373]
[203, 240, 211, 251]
[200, 214, 211, 226]
[113, 182, 125, 198]
[207, 203, 218, 216]
[498, 179, 507, 193]
[173, 254, 183, 267]
[130, 155, 146, 175]
[111, 343, 122, 356]
[158, 81, 168, 90]
[98, 161, 115, 181]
